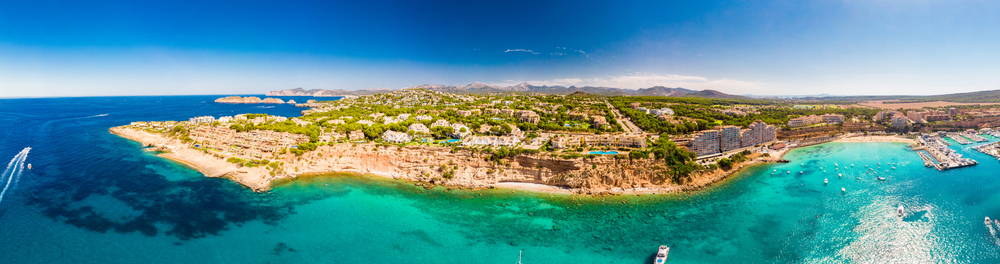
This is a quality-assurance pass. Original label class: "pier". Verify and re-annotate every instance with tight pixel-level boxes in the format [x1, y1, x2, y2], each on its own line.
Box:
[974, 142, 1000, 160]
[946, 133, 972, 145]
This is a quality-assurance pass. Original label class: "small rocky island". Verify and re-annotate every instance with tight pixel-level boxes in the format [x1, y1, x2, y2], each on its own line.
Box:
[215, 96, 286, 104]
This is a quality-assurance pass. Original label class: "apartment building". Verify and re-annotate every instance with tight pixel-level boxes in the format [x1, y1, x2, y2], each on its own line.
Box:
[689, 130, 720, 157]
[381, 130, 412, 143]
[551, 136, 582, 149]
[408, 123, 430, 134]
[718, 126, 742, 152]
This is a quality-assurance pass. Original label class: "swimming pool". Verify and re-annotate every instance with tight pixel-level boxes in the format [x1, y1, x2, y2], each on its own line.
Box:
[588, 151, 618, 155]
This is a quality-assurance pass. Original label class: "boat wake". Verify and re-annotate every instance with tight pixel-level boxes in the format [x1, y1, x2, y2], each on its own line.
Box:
[986, 218, 1000, 246]
[0, 147, 30, 206]
[256, 106, 275, 108]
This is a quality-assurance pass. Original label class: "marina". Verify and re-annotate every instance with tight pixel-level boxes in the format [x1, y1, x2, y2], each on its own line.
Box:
[973, 142, 1000, 160]
[946, 132, 973, 145]
[914, 134, 978, 171]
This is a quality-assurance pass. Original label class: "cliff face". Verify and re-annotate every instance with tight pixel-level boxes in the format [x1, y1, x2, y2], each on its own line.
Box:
[214, 96, 285, 104]
[279, 144, 705, 194]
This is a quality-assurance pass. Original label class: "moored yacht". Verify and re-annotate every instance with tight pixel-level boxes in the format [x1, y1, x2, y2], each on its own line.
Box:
[824, 178, 828, 184]
[897, 205, 904, 216]
[653, 245, 669, 263]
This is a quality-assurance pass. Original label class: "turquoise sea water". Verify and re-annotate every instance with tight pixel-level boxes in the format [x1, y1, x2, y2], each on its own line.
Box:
[2, 96, 1000, 263]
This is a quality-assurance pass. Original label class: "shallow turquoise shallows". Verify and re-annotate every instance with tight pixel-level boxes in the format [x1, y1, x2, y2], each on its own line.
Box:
[3, 96, 1000, 263]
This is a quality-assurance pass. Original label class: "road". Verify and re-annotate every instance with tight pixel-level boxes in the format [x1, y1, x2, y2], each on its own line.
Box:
[604, 99, 644, 135]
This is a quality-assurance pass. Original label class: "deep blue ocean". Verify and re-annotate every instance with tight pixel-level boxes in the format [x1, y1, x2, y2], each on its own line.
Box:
[2, 95, 1000, 263]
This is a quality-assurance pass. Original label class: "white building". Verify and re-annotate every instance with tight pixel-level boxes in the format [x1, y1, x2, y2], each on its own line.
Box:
[189, 116, 216, 124]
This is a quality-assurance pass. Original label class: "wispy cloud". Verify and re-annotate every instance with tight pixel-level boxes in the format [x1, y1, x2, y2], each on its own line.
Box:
[504, 49, 539, 55]
[555, 47, 586, 54]
[491, 72, 765, 94]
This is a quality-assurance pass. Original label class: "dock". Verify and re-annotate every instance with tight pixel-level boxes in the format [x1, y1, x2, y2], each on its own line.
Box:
[973, 142, 1000, 160]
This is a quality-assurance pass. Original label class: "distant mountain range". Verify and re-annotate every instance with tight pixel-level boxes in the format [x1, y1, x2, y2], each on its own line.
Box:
[266, 82, 749, 99]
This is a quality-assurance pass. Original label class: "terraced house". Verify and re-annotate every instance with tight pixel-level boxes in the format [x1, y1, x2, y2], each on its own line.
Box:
[190, 126, 309, 159]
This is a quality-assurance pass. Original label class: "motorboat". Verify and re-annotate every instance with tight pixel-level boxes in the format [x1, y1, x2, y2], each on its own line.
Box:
[987, 216, 992, 225]
[800, 171, 804, 174]
[838, 173, 842, 177]
[877, 176, 886, 181]
[27, 164, 32, 170]
[835, 163, 838, 167]
[824, 178, 828, 184]
[841, 187, 846, 192]
[654, 245, 669, 263]
[897, 205, 904, 216]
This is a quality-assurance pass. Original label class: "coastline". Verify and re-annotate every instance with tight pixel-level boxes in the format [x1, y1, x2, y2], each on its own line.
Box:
[109, 127, 274, 192]
[110, 127, 919, 196]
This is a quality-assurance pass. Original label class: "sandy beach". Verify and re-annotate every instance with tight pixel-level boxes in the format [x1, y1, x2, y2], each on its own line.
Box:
[495, 182, 574, 194]
[834, 135, 916, 144]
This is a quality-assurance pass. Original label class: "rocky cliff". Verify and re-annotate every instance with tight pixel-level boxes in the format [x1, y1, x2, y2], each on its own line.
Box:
[278, 143, 765, 194]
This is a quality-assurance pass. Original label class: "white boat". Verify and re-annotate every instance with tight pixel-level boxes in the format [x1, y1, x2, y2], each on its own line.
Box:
[988, 216, 992, 225]
[838, 173, 842, 177]
[835, 163, 838, 166]
[27, 164, 32, 170]
[841, 187, 846, 192]
[800, 171, 803, 174]
[654, 245, 669, 263]
[892, 167, 896, 169]
[897, 205, 904, 216]
[824, 178, 828, 184]
[787, 171, 790, 174]
[877, 176, 885, 181]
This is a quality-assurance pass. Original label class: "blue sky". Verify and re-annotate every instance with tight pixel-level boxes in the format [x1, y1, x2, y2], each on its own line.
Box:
[1, 0, 998, 97]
